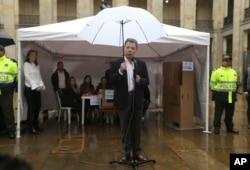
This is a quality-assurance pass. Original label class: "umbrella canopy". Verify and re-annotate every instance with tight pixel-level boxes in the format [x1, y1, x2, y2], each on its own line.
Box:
[77, 6, 167, 47]
[0, 31, 15, 47]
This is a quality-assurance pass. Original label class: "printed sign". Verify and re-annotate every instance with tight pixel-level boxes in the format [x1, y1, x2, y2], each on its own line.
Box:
[90, 96, 100, 106]
[105, 90, 114, 100]
[182, 61, 193, 71]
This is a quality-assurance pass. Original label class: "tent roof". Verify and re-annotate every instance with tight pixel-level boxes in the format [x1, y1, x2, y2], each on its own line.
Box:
[18, 17, 94, 40]
[18, 16, 210, 58]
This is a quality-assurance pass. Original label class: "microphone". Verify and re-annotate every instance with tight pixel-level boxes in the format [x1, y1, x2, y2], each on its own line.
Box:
[132, 57, 136, 64]
[132, 57, 136, 79]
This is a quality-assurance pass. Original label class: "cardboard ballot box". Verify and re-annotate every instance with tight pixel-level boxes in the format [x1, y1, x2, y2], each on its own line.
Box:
[162, 61, 194, 129]
[101, 89, 114, 107]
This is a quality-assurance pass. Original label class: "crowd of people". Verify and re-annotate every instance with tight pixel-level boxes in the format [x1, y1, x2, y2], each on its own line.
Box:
[51, 63, 116, 124]
[0, 38, 152, 163]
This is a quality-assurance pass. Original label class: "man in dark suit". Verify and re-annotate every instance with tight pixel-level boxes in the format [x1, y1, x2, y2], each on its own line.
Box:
[109, 38, 149, 162]
[51, 61, 70, 92]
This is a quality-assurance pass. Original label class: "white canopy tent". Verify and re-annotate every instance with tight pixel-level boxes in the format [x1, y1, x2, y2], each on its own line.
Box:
[17, 16, 210, 138]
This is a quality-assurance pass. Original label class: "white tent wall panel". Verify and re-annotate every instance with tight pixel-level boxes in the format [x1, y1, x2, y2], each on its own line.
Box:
[20, 42, 207, 122]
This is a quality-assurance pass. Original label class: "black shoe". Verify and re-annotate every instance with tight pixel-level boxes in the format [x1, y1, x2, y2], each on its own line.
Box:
[8, 132, 15, 139]
[119, 155, 130, 162]
[135, 154, 147, 161]
[227, 128, 239, 134]
[35, 127, 44, 132]
[214, 128, 220, 134]
[248, 124, 250, 129]
[30, 128, 38, 134]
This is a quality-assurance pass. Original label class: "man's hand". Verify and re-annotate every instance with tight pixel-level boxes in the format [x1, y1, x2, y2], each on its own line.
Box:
[244, 92, 249, 97]
[119, 62, 126, 73]
[135, 75, 140, 83]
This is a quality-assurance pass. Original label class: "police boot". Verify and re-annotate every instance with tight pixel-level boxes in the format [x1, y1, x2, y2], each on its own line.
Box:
[8, 129, 15, 139]
[214, 127, 220, 134]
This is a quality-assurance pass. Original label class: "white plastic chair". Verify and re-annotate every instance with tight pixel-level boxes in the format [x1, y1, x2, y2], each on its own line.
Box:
[56, 91, 79, 124]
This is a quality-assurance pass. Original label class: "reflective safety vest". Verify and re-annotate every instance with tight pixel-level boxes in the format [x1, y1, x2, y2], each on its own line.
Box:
[0, 55, 18, 93]
[210, 66, 238, 103]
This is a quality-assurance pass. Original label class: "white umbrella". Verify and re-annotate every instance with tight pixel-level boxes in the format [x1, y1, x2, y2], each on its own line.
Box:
[77, 6, 167, 49]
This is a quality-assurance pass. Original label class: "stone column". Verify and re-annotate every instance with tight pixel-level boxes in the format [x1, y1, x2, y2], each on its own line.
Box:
[51, 0, 57, 23]
[212, 0, 225, 68]
[77, 0, 93, 18]
[113, 0, 128, 6]
[232, 1, 243, 76]
[40, 0, 52, 25]
[180, 0, 196, 29]
[2, 0, 16, 59]
[147, 0, 163, 22]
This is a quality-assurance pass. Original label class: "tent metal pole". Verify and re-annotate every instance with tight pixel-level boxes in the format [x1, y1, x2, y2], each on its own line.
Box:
[203, 45, 211, 134]
[16, 41, 22, 138]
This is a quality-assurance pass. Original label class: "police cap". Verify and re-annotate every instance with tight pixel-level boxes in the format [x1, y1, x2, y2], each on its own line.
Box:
[222, 55, 232, 61]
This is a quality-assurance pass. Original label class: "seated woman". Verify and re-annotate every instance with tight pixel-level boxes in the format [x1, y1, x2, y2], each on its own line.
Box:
[80, 75, 96, 122]
[96, 76, 114, 124]
[61, 76, 82, 121]
[95, 76, 112, 93]
[80, 75, 96, 95]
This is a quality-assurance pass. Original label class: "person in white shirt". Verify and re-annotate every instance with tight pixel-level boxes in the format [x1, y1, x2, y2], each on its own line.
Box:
[23, 49, 45, 134]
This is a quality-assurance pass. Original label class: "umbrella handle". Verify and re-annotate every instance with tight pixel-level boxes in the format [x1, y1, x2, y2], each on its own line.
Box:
[121, 21, 124, 56]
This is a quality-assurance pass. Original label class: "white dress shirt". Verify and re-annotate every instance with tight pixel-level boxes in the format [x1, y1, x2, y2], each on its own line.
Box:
[23, 62, 45, 90]
[124, 57, 135, 92]
[58, 71, 66, 89]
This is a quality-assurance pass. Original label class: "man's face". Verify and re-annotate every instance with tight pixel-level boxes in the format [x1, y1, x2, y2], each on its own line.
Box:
[124, 42, 137, 60]
[222, 59, 232, 67]
[58, 63, 64, 71]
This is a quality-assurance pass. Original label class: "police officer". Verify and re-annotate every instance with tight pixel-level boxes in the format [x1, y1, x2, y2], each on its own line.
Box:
[0, 45, 18, 139]
[210, 55, 239, 134]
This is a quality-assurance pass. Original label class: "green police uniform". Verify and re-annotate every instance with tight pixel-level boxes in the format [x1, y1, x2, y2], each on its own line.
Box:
[210, 66, 238, 133]
[0, 54, 18, 138]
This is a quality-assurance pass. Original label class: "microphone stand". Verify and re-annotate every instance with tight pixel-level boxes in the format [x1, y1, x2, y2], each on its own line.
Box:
[109, 58, 156, 169]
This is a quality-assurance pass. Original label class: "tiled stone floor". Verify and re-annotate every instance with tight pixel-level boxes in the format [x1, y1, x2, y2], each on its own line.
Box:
[0, 94, 249, 170]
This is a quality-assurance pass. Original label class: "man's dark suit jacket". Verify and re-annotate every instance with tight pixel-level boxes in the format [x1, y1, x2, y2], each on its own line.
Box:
[51, 69, 70, 92]
[109, 57, 149, 110]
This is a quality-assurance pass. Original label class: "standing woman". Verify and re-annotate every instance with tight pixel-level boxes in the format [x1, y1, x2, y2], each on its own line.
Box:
[23, 49, 45, 134]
